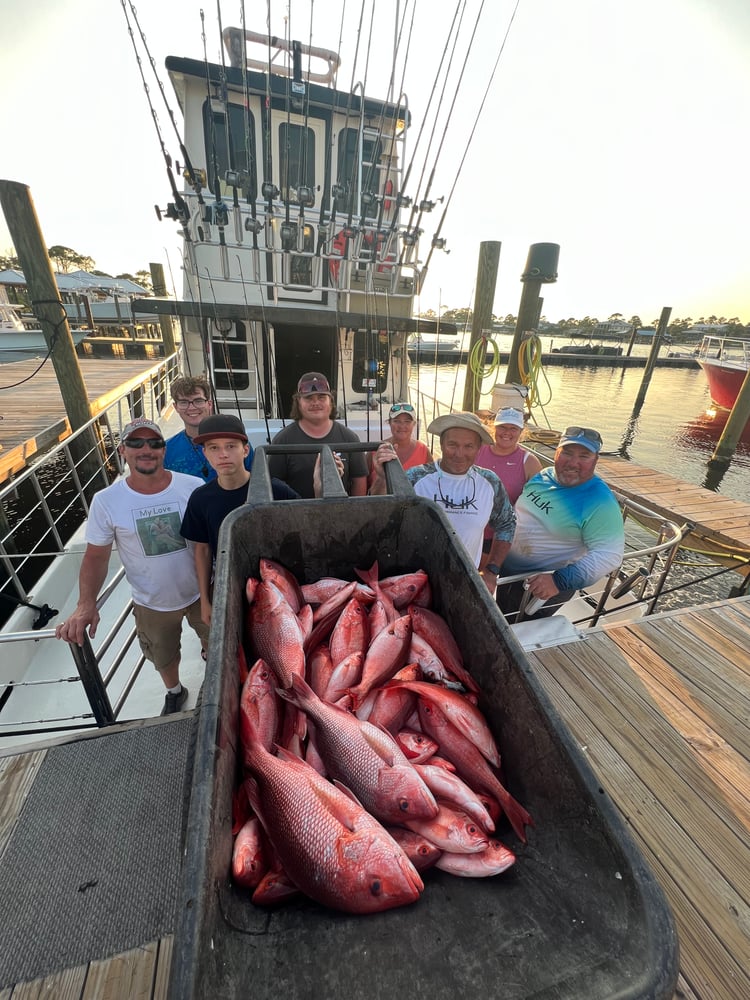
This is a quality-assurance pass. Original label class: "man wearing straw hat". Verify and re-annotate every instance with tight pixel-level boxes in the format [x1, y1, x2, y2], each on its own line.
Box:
[371, 411, 516, 592]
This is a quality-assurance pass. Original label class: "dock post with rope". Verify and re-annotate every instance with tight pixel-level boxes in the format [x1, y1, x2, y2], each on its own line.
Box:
[462, 240, 501, 412]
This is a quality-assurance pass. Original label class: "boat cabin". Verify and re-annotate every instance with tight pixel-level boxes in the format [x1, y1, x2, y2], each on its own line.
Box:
[153, 28, 432, 435]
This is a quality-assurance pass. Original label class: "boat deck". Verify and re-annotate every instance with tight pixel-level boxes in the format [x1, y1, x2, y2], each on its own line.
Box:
[525, 594, 750, 1000]
[0, 358, 163, 483]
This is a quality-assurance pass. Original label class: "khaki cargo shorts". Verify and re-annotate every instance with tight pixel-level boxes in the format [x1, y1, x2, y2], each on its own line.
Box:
[133, 599, 210, 672]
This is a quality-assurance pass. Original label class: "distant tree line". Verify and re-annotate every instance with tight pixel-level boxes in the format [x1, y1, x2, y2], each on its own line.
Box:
[420, 307, 748, 339]
[0, 245, 153, 293]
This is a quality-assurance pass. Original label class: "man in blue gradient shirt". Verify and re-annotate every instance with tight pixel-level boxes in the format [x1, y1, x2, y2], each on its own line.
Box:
[494, 426, 624, 621]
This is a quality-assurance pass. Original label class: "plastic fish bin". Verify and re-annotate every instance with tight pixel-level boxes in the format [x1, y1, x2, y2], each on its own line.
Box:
[170, 466, 678, 999]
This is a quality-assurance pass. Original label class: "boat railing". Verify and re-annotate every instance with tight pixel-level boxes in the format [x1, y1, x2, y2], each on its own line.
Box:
[0, 351, 182, 740]
[695, 334, 750, 369]
[497, 495, 692, 628]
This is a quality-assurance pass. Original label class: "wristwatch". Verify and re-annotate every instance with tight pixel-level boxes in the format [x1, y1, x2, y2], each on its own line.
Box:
[485, 563, 502, 576]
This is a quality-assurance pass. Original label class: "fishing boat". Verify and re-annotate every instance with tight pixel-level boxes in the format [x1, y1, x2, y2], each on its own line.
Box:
[695, 333, 750, 409]
[0, 296, 89, 359]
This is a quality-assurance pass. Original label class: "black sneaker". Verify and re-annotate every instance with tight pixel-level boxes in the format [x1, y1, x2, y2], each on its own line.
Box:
[161, 685, 189, 716]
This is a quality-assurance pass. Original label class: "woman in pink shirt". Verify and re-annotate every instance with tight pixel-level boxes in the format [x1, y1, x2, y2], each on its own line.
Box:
[477, 406, 543, 564]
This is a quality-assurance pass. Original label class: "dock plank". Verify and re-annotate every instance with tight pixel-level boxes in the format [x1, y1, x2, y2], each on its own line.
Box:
[0, 358, 166, 482]
[526, 596, 750, 1000]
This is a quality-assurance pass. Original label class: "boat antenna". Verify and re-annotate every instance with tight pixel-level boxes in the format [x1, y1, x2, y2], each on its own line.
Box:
[422, 0, 522, 280]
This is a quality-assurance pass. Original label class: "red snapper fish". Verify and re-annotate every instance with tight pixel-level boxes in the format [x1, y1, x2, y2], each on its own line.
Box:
[301, 578, 374, 606]
[435, 839, 516, 878]
[277, 675, 438, 826]
[260, 558, 304, 613]
[239, 658, 280, 755]
[388, 679, 501, 768]
[416, 698, 533, 843]
[386, 827, 442, 871]
[402, 802, 490, 854]
[249, 580, 305, 688]
[396, 729, 439, 763]
[414, 762, 495, 833]
[232, 815, 268, 889]
[347, 614, 413, 708]
[409, 605, 479, 694]
[379, 569, 429, 608]
[329, 597, 369, 666]
[244, 743, 423, 913]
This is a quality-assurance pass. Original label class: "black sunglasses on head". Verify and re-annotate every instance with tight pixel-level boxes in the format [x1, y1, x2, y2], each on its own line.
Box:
[124, 438, 166, 450]
[563, 426, 602, 444]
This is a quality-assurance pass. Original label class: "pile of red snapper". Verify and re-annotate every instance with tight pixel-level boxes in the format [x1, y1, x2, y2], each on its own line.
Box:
[233, 558, 533, 914]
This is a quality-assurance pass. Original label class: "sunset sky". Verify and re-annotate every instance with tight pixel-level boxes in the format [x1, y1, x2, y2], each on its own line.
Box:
[2, 0, 749, 324]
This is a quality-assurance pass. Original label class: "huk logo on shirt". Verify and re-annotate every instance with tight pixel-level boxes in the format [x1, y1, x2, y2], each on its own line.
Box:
[527, 489, 552, 514]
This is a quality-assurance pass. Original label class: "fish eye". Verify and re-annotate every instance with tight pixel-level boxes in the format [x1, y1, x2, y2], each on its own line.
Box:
[467, 823, 478, 835]
[369, 879, 382, 896]
[398, 797, 410, 812]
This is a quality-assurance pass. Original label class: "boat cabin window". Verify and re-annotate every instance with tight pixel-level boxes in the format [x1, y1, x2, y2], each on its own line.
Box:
[202, 102, 258, 200]
[279, 122, 316, 206]
[335, 128, 391, 219]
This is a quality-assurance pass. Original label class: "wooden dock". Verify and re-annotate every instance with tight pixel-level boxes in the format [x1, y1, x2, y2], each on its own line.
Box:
[0, 357, 162, 483]
[525, 594, 750, 1000]
[596, 453, 750, 564]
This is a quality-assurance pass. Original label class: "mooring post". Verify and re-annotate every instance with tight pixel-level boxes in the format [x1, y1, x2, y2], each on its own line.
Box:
[632, 306, 672, 414]
[506, 244, 560, 385]
[462, 241, 501, 412]
[0, 180, 108, 495]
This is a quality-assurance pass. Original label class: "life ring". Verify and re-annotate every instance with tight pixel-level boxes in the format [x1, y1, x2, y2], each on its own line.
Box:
[328, 229, 349, 283]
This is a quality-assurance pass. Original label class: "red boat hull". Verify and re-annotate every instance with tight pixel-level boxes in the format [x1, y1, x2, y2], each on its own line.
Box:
[698, 360, 750, 411]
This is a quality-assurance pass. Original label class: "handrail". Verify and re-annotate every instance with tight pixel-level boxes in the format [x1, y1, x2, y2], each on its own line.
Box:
[0, 351, 182, 738]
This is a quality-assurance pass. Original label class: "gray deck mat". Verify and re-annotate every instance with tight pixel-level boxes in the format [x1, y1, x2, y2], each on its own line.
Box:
[0, 716, 194, 988]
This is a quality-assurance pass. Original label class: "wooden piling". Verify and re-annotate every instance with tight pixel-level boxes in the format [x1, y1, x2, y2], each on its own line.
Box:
[632, 306, 671, 413]
[506, 244, 560, 385]
[462, 241, 501, 413]
[0, 180, 107, 494]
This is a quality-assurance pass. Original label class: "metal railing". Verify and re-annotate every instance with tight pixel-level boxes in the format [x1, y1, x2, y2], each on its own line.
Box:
[0, 352, 181, 738]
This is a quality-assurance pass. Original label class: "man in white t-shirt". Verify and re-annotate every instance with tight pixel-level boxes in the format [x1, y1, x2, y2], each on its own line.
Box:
[55, 418, 208, 716]
[371, 411, 516, 591]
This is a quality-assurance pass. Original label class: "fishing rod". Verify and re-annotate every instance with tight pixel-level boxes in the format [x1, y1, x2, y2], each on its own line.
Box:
[216, 0, 244, 246]
[421, 0, 522, 281]
[120, 0, 206, 224]
[239, 1, 262, 250]
[201, 9, 230, 278]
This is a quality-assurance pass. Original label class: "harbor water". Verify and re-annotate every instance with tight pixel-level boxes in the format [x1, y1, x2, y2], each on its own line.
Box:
[410, 356, 750, 612]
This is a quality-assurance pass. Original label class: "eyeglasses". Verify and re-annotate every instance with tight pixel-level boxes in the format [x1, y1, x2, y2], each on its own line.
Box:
[562, 426, 602, 444]
[174, 397, 209, 410]
[389, 403, 415, 416]
[123, 438, 166, 450]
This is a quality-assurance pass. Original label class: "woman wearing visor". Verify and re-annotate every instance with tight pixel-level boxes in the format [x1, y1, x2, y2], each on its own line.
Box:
[367, 402, 433, 491]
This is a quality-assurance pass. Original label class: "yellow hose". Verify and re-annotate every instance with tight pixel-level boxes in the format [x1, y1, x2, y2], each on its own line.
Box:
[468, 335, 503, 387]
[517, 334, 553, 419]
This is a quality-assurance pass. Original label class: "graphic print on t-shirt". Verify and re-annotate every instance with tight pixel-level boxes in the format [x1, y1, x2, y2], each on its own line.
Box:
[134, 502, 188, 556]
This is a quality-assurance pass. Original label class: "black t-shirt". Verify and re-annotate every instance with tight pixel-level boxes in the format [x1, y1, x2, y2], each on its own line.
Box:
[268, 421, 368, 498]
[180, 476, 298, 555]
